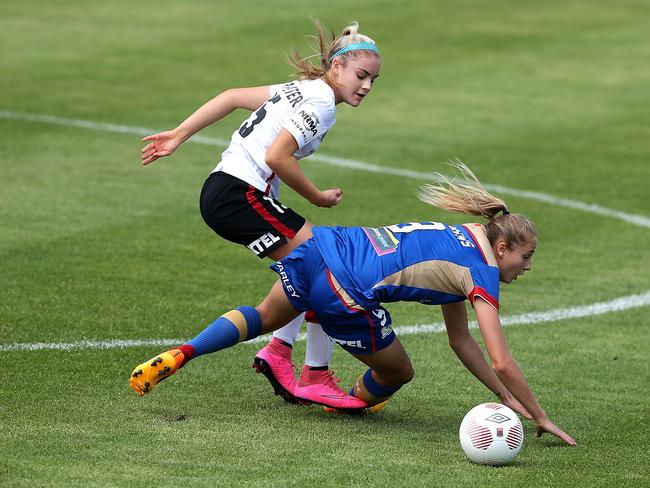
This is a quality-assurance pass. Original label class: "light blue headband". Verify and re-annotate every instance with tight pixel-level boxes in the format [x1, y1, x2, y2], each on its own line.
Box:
[328, 42, 379, 62]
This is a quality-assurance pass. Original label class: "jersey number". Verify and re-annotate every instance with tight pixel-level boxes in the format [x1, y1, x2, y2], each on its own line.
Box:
[238, 93, 281, 138]
[386, 222, 446, 234]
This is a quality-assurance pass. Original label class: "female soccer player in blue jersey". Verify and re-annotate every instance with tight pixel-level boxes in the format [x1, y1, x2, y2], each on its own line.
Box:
[130, 163, 576, 446]
[139, 21, 381, 410]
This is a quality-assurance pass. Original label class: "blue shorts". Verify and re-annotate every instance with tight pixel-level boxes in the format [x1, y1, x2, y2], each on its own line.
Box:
[270, 238, 396, 354]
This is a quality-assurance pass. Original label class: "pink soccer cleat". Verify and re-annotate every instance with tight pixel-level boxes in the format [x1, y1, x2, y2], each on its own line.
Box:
[294, 367, 368, 412]
[253, 338, 300, 404]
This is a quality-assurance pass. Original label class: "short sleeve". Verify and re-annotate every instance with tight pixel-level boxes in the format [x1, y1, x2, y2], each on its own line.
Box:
[283, 101, 335, 150]
[468, 264, 500, 310]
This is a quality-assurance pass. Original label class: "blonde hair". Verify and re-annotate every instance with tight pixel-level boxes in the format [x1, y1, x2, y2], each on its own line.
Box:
[288, 20, 380, 81]
[418, 161, 537, 248]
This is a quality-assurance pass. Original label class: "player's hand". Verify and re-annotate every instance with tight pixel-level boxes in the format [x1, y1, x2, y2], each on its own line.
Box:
[499, 392, 533, 420]
[535, 418, 577, 446]
[141, 130, 183, 165]
[315, 188, 343, 208]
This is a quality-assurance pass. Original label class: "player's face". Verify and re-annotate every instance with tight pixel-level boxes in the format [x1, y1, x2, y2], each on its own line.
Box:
[495, 237, 537, 284]
[330, 53, 381, 107]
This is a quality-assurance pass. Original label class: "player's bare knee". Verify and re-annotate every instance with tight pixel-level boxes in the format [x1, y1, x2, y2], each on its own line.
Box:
[381, 365, 414, 387]
[399, 364, 415, 385]
[254, 304, 275, 332]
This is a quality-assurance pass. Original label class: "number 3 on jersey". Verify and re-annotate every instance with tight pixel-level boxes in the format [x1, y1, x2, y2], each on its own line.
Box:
[363, 222, 446, 257]
[387, 222, 446, 234]
[388, 222, 475, 248]
[238, 93, 281, 138]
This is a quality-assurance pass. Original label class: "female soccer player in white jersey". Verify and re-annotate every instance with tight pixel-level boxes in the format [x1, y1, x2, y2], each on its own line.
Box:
[130, 162, 577, 446]
[139, 22, 381, 410]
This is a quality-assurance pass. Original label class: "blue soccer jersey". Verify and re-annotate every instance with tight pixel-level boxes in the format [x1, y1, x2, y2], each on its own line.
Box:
[312, 221, 500, 311]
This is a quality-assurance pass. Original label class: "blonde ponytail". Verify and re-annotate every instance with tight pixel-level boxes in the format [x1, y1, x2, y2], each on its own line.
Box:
[418, 161, 508, 219]
[418, 161, 537, 247]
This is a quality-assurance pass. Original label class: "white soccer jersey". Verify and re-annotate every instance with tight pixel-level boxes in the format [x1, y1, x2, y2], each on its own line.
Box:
[214, 78, 336, 199]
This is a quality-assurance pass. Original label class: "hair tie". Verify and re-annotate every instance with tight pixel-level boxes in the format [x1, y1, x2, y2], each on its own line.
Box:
[502, 209, 510, 216]
[328, 42, 379, 62]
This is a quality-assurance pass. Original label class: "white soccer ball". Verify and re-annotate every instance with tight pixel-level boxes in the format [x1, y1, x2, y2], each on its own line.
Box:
[459, 403, 524, 466]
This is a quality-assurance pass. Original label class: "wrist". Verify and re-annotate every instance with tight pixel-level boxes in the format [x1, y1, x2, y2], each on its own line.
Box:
[533, 410, 548, 423]
[308, 190, 324, 206]
[496, 390, 511, 401]
[175, 126, 192, 142]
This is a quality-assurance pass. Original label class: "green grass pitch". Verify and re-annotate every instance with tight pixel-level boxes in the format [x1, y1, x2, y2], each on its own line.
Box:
[1, 0, 649, 486]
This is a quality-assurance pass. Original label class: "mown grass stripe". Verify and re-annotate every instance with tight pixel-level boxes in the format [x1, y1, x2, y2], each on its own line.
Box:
[2, 110, 649, 229]
[3, 290, 648, 352]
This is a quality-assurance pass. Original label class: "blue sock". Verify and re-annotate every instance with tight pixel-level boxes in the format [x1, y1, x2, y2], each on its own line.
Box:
[351, 368, 402, 397]
[236, 306, 263, 340]
[185, 306, 262, 358]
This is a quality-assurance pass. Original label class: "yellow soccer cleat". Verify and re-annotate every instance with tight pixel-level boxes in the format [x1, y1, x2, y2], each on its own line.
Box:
[323, 400, 388, 415]
[130, 349, 184, 396]
[365, 400, 388, 414]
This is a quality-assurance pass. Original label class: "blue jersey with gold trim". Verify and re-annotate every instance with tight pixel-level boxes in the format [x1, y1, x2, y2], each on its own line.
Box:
[312, 221, 500, 311]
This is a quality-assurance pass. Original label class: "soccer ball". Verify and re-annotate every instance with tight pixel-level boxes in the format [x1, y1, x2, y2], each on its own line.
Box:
[459, 403, 524, 466]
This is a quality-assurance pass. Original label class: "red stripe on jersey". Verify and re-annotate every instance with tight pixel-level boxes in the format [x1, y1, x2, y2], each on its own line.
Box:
[463, 225, 488, 265]
[246, 185, 296, 239]
[325, 269, 376, 352]
[469, 286, 499, 311]
[326, 269, 356, 312]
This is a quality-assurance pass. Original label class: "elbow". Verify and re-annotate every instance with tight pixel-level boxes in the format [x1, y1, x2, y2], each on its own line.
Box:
[448, 339, 462, 353]
[220, 88, 237, 106]
[492, 356, 516, 376]
[448, 333, 469, 353]
[264, 150, 280, 171]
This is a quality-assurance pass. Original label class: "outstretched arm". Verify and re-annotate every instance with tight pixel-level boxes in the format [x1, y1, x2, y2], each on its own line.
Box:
[141, 86, 270, 165]
[473, 297, 576, 446]
[441, 301, 532, 419]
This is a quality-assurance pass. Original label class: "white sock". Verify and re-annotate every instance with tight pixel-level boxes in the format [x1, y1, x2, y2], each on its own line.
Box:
[304, 322, 334, 368]
[272, 312, 305, 345]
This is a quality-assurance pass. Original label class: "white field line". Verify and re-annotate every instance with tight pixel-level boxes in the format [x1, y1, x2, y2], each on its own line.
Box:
[2, 110, 649, 229]
[2, 290, 649, 352]
[2, 111, 648, 352]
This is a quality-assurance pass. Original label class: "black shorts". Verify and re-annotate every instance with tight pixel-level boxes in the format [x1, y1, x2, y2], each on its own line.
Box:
[199, 171, 306, 258]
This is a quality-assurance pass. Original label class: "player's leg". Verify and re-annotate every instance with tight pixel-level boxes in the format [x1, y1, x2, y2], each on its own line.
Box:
[254, 220, 338, 404]
[252, 312, 305, 403]
[319, 336, 412, 414]
[303, 278, 409, 412]
[129, 281, 299, 396]
[286, 268, 365, 411]
[295, 313, 338, 393]
[199, 175, 339, 403]
[252, 221, 314, 400]
[303, 316, 334, 369]
[257, 316, 338, 406]
[200, 172, 312, 401]
[349, 337, 414, 407]
[261, 241, 366, 411]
